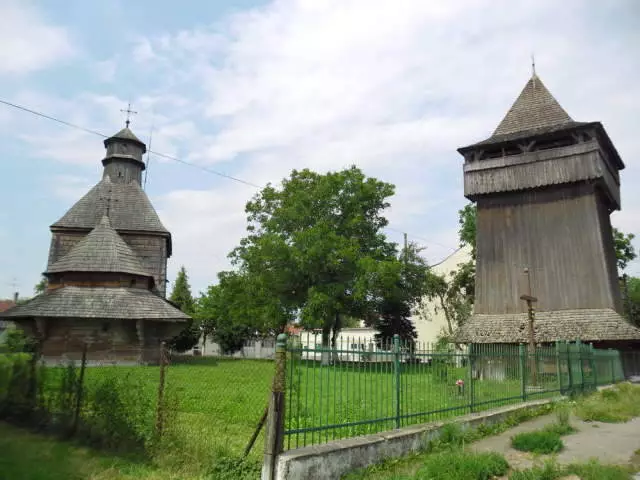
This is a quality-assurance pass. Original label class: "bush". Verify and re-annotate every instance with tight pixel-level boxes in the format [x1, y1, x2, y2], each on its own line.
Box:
[80, 373, 155, 452]
[208, 456, 261, 480]
[511, 430, 564, 454]
[415, 451, 509, 480]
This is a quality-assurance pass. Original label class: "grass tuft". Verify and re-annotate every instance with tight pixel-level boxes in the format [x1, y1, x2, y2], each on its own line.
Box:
[413, 451, 509, 480]
[511, 430, 564, 454]
[574, 383, 640, 423]
[509, 458, 634, 480]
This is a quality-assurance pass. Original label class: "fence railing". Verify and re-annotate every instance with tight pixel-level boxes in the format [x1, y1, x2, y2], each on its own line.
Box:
[283, 335, 626, 450]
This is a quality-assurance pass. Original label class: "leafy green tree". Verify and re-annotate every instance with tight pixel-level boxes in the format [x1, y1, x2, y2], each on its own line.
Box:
[366, 242, 428, 346]
[34, 276, 47, 295]
[167, 266, 199, 352]
[458, 203, 477, 260]
[613, 228, 637, 271]
[169, 266, 195, 314]
[622, 275, 640, 327]
[230, 166, 398, 357]
[194, 271, 285, 354]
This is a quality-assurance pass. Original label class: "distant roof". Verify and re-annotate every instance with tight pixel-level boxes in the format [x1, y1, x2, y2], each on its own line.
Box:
[461, 74, 581, 149]
[104, 127, 145, 147]
[456, 309, 640, 343]
[47, 215, 151, 277]
[51, 176, 170, 236]
[0, 300, 16, 313]
[0, 286, 189, 322]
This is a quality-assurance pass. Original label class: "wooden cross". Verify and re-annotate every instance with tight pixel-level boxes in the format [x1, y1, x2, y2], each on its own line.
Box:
[120, 102, 137, 128]
[520, 267, 539, 386]
[99, 188, 118, 218]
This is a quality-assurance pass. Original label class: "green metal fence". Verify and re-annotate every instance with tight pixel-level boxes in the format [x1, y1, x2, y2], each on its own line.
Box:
[283, 334, 626, 450]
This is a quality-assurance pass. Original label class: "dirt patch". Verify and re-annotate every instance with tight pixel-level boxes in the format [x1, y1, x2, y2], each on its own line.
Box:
[471, 413, 640, 471]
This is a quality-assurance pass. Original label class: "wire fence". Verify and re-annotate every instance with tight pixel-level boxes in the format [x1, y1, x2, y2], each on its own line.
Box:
[283, 334, 627, 450]
[0, 343, 273, 461]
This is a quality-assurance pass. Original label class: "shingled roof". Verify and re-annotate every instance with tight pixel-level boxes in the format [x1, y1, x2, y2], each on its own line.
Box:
[0, 286, 189, 322]
[455, 309, 640, 344]
[51, 176, 169, 235]
[105, 127, 145, 146]
[47, 215, 151, 277]
[463, 74, 579, 148]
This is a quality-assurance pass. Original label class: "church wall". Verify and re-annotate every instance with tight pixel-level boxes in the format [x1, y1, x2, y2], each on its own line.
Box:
[475, 183, 616, 315]
[119, 234, 168, 297]
[47, 231, 87, 269]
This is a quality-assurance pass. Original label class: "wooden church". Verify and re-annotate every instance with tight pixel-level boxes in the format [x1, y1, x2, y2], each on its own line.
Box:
[1, 125, 189, 364]
[456, 72, 640, 347]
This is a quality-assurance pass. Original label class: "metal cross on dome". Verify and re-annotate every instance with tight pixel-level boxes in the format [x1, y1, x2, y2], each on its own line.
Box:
[120, 102, 138, 128]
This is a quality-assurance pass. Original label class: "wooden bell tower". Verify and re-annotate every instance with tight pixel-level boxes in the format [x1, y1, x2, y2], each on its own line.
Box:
[455, 73, 640, 344]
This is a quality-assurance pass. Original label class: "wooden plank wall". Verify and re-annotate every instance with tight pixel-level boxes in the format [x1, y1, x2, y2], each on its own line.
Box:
[475, 183, 618, 315]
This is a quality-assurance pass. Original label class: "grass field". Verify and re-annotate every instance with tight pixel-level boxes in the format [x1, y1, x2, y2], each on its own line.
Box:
[40, 356, 561, 456]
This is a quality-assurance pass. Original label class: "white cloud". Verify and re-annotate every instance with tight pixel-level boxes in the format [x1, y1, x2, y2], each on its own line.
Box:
[4, 0, 640, 295]
[0, 1, 75, 74]
[50, 174, 95, 202]
[144, 0, 640, 292]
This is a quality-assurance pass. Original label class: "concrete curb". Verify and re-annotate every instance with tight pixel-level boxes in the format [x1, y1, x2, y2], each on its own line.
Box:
[276, 398, 559, 480]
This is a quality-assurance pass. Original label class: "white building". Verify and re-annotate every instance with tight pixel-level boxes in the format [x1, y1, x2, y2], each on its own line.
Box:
[413, 246, 473, 346]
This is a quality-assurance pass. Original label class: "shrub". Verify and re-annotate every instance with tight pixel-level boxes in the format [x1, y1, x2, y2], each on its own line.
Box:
[415, 451, 509, 480]
[81, 373, 155, 452]
[208, 456, 261, 480]
[511, 430, 564, 454]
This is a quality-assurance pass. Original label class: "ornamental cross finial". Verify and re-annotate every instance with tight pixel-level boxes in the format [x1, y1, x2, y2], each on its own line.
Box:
[120, 102, 138, 128]
[531, 53, 536, 76]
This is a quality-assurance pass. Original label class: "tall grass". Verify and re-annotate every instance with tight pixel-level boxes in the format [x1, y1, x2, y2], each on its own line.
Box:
[575, 383, 640, 423]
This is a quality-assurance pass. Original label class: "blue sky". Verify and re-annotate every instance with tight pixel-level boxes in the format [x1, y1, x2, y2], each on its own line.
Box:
[0, 0, 639, 300]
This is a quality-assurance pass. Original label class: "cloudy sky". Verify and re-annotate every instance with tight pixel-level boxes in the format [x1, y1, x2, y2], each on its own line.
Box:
[0, 0, 639, 299]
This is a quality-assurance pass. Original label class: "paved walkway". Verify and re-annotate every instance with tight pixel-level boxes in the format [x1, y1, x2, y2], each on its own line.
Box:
[470, 413, 640, 473]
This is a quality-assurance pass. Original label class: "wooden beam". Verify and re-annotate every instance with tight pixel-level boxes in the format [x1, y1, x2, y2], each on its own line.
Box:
[520, 294, 538, 303]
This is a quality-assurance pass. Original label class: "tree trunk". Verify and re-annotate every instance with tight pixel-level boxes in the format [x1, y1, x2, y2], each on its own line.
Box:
[331, 313, 341, 364]
[321, 324, 331, 365]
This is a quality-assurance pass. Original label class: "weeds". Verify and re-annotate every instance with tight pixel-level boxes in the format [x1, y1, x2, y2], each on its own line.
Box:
[511, 430, 564, 454]
[413, 451, 509, 480]
[574, 383, 640, 423]
[509, 458, 634, 480]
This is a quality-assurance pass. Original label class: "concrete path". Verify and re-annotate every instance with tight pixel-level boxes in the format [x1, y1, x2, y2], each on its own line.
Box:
[470, 413, 640, 472]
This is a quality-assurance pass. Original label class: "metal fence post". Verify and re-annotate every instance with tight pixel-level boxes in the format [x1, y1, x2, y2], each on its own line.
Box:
[588, 343, 597, 390]
[554, 342, 562, 394]
[262, 333, 287, 480]
[393, 334, 401, 429]
[608, 348, 614, 384]
[519, 343, 527, 401]
[576, 340, 585, 393]
[469, 345, 476, 413]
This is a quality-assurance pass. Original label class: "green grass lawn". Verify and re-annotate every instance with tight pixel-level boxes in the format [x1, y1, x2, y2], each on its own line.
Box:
[285, 359, 560, 449]
[0, 422, 177, 480]
[36, 356, 562, 457]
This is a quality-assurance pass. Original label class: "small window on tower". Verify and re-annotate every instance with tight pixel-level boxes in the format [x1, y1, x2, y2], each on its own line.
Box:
[130, 279, 137, 287]
[118, 171, 123, 177]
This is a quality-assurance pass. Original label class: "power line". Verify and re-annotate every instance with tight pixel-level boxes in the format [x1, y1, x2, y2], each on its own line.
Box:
[0, 97, 455, 250]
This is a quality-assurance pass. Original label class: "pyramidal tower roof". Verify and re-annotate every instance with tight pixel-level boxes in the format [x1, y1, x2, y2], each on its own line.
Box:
[492, 73, 574, 137]
[47, 215, 151, 277]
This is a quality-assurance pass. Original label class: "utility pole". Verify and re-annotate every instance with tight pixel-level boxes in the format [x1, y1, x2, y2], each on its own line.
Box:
[520, 267, 538, 387]
[403, 233, 408, 265]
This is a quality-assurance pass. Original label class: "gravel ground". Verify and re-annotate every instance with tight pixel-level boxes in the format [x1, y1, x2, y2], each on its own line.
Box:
[469, 413, 640, 474]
